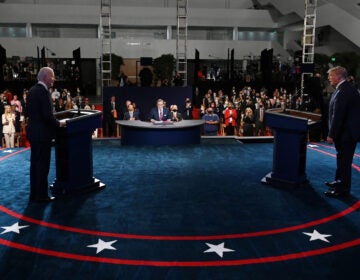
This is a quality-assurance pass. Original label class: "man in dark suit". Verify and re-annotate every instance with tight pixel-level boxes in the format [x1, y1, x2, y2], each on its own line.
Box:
[123, 104, 140, 120]
[148, 99, 171, 122]
[105, 95, 121, 136]
[325, 66, 360, 198]
[27, 67, 63, 202]
[254, 100, 266, 136]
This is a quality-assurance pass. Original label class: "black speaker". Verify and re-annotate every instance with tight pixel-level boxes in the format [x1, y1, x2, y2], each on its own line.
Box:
[0, 44, 6, 82]
[140, 57, 153, 66]
[41, 47, 46, 67]
[73, 47, 81, 67]
[0, 45, 6, 65]
[230, 48, 234, 81]
[294, 50, 302, 65]
[194, 49, 200, 83]
[260, 49, 267, 72]
[301, 63, 315, 73]
[73, 47, 81, 60]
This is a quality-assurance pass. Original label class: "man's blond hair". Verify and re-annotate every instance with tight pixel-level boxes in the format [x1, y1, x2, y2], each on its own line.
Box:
[327, 66, 347, 79]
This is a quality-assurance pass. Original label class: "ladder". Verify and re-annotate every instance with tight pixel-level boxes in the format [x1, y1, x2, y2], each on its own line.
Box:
[300, 0, 317, 96]
[176, 0, 188, 86]
[100, 0, 112, 87]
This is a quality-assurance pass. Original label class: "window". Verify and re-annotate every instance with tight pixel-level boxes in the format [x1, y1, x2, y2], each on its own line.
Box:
[0, 24, 26, 38]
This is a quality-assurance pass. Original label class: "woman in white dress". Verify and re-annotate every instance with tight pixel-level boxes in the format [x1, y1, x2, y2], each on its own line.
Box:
[2, 105, 16, 148]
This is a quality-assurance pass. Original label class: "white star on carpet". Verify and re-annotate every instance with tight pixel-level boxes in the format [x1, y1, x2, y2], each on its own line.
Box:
[87, 238, 117, 254]
[303, 229, 332, 243]
[307, 144, 318, 148]
[1, 222, 29, 234]
[204, 242, 235, 258]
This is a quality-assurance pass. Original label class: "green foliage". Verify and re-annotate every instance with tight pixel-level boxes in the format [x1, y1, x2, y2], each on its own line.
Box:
[314, 53, 330, 77]
[152, 54, 176, 83]
[330, 52, 360, 79]
[314, 52, 360, 81]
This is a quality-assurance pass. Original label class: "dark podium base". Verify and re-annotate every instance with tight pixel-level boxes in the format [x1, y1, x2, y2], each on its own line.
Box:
[50, 177, 106, 196]
[53, 109, 105, 197]
[261, 172, 309, 188]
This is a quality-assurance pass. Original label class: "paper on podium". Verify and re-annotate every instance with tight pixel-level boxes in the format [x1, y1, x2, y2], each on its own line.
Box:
[153, 120, 174, 125]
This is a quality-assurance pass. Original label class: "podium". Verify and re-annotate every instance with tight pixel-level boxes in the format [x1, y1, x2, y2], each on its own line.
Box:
[50, 109, 105, 195]
[262, 108, 321, 187]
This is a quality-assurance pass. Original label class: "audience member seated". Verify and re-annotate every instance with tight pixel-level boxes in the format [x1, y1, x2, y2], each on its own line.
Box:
[123, 104, 140, 120]
[170, 105, 182, 122]
[55, 98, 66, 112]
[183, 98, 193, 120]
[82, 97, 92, 110]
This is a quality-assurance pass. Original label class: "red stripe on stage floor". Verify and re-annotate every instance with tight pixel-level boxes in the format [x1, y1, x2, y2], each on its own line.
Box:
[1, 200, 360, 241]
[1, 236, 360, 267]
[0, 148, 30, 161]
[309, 142, 360, 158]
[308, 146, 360, 172]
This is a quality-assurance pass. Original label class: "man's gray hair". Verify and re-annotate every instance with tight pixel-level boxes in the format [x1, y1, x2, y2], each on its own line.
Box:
[327, 66, 348, 79]
[37, 67, 53, 81]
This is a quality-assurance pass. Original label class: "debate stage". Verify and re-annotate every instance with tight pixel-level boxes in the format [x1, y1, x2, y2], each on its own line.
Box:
[1, 139, 360, 279]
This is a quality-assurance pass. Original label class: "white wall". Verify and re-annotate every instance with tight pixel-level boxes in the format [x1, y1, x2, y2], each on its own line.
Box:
[0, 37, 271, 60]
[0, 4, 276, 28]
[0, 2, 276, 59]
[4, 0, 254, 9]
[258, 0, 360, 48]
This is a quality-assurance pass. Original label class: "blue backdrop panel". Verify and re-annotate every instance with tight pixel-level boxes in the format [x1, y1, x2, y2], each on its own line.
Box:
[103, 86, 192, 121]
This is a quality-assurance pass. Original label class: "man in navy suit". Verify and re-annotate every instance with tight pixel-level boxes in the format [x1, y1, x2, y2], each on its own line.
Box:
[148, 99, 171, 122]
[27, 67, 63, 202]
[325, 66, 360, 197]
[123, 103, 140, 120]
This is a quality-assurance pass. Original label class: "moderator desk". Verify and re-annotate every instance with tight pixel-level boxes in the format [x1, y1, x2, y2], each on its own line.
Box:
[116, 120, 204, 145]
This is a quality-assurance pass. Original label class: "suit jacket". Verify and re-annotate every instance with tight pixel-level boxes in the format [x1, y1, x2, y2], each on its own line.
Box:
[254, 107, 266, 126]
[106, 100, 121, 120]
[123, 110, 140, 120]
[224, 108, 238, 126]
[328, 81, 360, 141]
[148, 107, 171, 121]
[27, 83, 58, 142]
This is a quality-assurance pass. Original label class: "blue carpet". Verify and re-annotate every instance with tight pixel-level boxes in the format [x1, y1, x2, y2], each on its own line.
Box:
[0, 141, 360, 279]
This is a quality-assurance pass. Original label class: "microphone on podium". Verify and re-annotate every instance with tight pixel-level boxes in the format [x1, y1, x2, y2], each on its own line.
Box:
[77, 98, 81, 115]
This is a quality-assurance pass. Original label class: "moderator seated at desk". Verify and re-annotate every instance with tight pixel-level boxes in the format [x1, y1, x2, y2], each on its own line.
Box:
[116, 120, 204, 145]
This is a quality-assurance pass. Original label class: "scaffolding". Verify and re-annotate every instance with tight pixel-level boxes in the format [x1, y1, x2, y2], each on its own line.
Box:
[176, 0, 188, 86]
[100, 0, 112, 87]
[300, 0, 318, 95]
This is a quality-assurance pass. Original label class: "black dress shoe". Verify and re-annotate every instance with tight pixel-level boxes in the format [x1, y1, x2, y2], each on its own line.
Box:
[30, 196, 56, 203]
[324, 190, 349, 198]
[325, 180, 341, 188]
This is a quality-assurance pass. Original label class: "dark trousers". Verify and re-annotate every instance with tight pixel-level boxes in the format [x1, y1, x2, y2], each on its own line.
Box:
[334, 138, 357, 191]
[225, 125, 235, 136]
[30, 141, 52, 199]
[107, 117, 117, 137]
